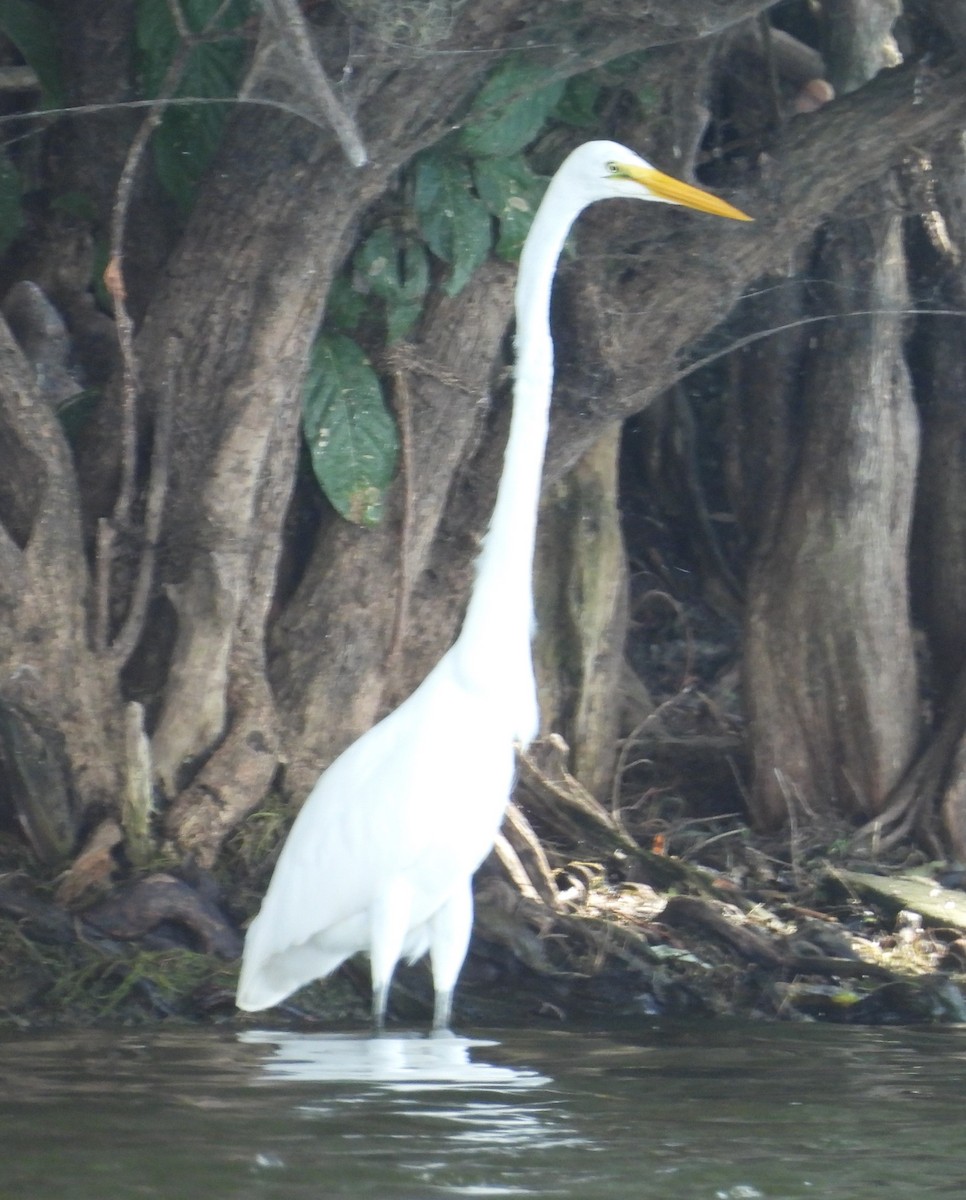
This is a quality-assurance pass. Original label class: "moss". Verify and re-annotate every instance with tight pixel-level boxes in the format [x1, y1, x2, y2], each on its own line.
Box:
[49, 946, 236, 1018]
[215, 794, 292, 919]
[0, 914, 238, 1028]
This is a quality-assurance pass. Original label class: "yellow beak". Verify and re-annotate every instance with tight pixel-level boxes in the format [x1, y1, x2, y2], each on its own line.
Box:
[625, 164, 753, 222]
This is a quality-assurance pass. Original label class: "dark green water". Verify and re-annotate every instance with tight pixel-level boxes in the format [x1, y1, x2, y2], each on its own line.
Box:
[0, 1021, 964, 1198]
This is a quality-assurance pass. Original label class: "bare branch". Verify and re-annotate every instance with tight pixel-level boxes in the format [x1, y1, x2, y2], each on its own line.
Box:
[164, 0, 192, 40]
[107, 338, 177, 669]
[548, 57, 966, 478]
[98, 45, 192, 652]
[246, 0, 368, 167]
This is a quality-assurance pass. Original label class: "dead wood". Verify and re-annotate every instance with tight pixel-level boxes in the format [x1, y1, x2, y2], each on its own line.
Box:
[84, 874, 242, 958]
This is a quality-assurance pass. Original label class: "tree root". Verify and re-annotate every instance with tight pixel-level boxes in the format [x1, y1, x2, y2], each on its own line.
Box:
[83, 874, 242, 959]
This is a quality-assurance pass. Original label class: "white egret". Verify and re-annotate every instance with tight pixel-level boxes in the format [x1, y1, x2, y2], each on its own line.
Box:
[236, 140, 752, 1028]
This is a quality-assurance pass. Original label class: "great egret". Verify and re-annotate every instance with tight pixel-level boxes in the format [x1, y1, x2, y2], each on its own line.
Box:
[236, 140, 752, 1028]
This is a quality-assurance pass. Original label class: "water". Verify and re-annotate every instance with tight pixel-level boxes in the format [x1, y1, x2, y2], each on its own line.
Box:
[1, 1020, 965, 1198]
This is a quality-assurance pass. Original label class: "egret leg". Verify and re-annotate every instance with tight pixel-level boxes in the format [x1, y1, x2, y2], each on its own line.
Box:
[372, 983, 390, 1030]
[432, 987, 454, 1033]
[428, 882, 474, 1030]
[369, 880, 413, 1029]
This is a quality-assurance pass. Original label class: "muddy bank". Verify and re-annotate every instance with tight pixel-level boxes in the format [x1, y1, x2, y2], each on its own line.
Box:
[2, 812, 965, 1029]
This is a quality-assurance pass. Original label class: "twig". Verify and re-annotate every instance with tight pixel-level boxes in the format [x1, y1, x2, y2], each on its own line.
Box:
[382, 343, 480, 664]
[519, 736, 637, 853]
[610, 679, 696, 815]
[0, 94, 341, 131]
[634, 307, 966, 406]
[503, 800, 559, 906]
[165, 0, 193, 39]
[97, 0, 235, 653]
[108, 338, 177, 668]
[97, 37, 192, 650]
[493, 833, 543, 903]
[385, 357, 413, 669]
[247, 0, 368, 167]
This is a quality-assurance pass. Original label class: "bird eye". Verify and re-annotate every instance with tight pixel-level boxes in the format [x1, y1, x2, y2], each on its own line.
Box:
[606, 162, 621, 176]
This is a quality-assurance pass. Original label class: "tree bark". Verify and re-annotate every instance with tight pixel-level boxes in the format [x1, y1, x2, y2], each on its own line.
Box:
[907, 133, 966, 854]
[744, 205, 920, 826]
[533, 426, 628, 802]
[4, 0, 966, 878]
[0, 320, 125, 849]
[743, 0, 920, 829]
[128, 1, 773, 857]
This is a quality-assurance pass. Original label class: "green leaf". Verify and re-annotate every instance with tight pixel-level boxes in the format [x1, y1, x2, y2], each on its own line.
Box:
[0, 0, 64, 107]
[473, 155, 546, 261]
[460, 56, 565, 158]
[554, 74, 602, 128]
[136, 0, 250, 67]
[355, 226, 429, 342]
[136, 0, 251, 211]
[303, 333, 398, 526]
[0, 150, 22, 256]
[324, 275, 369, 333]
[135, 0, 175, 69]
[636, 83, 659, 115]
[185, 0, 251, 33]
[385, 293, 424, 344]
[150, 49, 244, 211]
[51, 190, 97, 222]
[412, 150, 492, 296]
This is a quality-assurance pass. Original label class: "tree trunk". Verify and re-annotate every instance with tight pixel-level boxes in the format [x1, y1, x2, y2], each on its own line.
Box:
[269, 262, 516, 797]
[133, 2, 772, 861]
[2, 0, 966, 892]
[908, 133, 966, 855]
[534, 426, 628, 802]
[743, 0, 920, 830]
[744, 206, 920, 826]
[0, 321, 127, 858]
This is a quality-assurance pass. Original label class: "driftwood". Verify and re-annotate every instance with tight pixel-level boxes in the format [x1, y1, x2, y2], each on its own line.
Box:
[830, 870, 966, 935]
[83, 874, 242, 958]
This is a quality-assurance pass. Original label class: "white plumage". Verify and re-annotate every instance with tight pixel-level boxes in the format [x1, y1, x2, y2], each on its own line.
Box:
[236, 141, 752, 1028]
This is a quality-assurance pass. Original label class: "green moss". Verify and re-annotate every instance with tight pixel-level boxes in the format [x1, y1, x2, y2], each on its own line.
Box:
[0, 913, 238, 1027]
[217, 796, 292, 915]
[48, 946, 235, 1017]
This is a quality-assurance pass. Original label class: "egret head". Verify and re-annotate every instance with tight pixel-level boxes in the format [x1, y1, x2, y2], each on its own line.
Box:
[562, 140, 753, 223]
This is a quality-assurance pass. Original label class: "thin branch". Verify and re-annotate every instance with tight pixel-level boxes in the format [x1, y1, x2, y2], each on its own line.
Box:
[96, 0, 238, 652]
[0, 93, 341, 130]
[620, 305, 966, 408]
[385, 356, 414, 669]
[165, 0, 193, 39]
[97, 45, 191, 652]
[93, 519, 113, 653]
[246, 0, 368, 166]
[108, 338, 177, 669]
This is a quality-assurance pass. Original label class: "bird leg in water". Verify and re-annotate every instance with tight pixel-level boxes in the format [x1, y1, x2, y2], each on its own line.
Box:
[369, 877, 414, 1028]
[372, 983, 390, 1030]
[234, 142, 751, 1029]
[429, 883, 474, 1029]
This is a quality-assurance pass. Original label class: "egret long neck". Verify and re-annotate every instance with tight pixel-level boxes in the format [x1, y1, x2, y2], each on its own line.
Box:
[454, 184, 583, 689]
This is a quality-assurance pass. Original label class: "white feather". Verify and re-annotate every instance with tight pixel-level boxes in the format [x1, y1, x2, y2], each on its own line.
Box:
[236, 141, 751, 1026]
